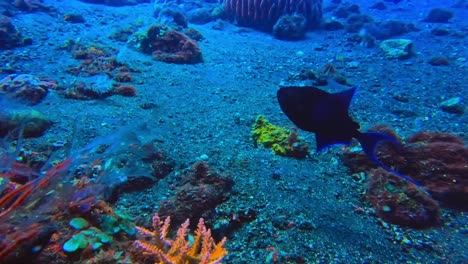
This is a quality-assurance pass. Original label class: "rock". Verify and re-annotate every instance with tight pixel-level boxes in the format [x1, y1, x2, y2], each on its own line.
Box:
[379, 39, 413, 59]
[345, 14, 374, 33]
[424, 8, 453, 23]
[63, 13, 85, 23]
[334, 3, 360, 18]
[440, 97, 464, 114]
[431, 27, 451, 36]
[187, 8, 213, 25]
[0, 15, 32, 49]
[347, 61, 359, 68]
[428, 56, 450, 66]
[273, 14, 307, 40]
[0, 109, 52, 138]
[323, 19, 344, 31]
[370, 2, 386, 10]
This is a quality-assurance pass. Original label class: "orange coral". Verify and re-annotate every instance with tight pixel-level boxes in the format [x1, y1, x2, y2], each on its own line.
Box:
[134, 214, 227, 264]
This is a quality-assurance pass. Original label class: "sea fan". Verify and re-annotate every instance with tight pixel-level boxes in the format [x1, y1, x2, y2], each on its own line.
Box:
[224, 0, 323, 30]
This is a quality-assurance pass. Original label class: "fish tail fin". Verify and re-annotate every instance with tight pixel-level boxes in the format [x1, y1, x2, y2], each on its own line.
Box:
[357, 132, 422, 186]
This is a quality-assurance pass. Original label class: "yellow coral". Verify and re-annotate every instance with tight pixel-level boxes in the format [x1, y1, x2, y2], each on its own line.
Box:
[134, 214, 227, 264]
[251, 115, 308, 158]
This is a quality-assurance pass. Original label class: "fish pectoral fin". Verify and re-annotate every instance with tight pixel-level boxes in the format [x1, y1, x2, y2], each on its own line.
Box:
[357, 132, 422, 186]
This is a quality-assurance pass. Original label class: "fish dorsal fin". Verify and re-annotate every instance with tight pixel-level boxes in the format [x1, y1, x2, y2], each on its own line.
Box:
[335, 87, 357, 112]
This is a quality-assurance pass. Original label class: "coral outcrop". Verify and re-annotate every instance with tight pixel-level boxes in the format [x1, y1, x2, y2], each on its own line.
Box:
[342, 127, 468, 227]
[0, 74, 56, 105]
[157, 161, 233, 228]
[129, 25, 202, 64]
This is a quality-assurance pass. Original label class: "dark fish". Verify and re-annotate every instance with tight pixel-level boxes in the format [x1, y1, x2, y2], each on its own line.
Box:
[277, 86, 421, 186]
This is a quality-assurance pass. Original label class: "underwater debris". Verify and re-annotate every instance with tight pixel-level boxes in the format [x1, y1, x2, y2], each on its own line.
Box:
[132, 214, 227, 264]
[251, 115, 309, 158]
[223, 0, 323, 31]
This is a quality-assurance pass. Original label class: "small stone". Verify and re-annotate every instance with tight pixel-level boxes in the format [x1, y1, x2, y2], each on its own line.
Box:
[424, 8, 453, 23]
[431, 27, 451, 36]
[429, 56, 449, 66]
[440, 97, 464, 114]
[323, 19, 344, 31]
[379, 39, 413, 59]
[370, 2, 386, 10]
[69, 218, 89, 230]
[347, 61, 359, 68]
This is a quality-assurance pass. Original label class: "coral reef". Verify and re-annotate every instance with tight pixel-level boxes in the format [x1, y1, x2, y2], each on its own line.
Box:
[133, 214, 227, 264]
[341, 127, 468, 227]
[224, 0, 323, 31]
[158, 161, 233, 228]
[130, 25, 202, 64]
[252, 115, 309, 158]
[0, 74, 57, 105]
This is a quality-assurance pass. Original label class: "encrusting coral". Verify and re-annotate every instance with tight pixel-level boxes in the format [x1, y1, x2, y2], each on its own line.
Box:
[133, 214, 227, 264]
[251, 115, 309, 158]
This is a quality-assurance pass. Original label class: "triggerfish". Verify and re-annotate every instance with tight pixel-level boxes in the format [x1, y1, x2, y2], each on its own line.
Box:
[277, 85, 421, 186]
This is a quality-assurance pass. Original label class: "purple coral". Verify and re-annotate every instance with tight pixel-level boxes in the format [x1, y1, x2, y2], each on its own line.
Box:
[224, 0, 323, 30]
